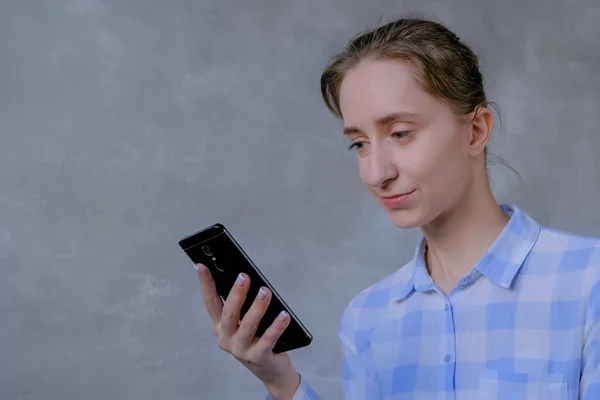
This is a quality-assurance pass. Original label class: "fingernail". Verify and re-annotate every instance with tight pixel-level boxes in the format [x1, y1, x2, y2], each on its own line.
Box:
[236, 273, 246, 287]
[194, 263, 200, 271]
[278, 311, 288, 321]
[257, 287, 267, 300]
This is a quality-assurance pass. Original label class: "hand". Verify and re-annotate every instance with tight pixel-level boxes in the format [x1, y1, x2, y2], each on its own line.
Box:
[195, 263, 300, 397]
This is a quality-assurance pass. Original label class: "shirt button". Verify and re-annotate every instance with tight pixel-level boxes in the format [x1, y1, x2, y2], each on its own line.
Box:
[444, 355, 451, 363]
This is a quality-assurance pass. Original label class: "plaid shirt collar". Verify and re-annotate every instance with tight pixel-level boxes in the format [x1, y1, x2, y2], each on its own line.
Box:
[391, 204, 542, 300]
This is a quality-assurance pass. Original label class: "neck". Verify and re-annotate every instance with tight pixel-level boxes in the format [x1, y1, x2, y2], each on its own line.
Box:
[420, 182, 510, 289]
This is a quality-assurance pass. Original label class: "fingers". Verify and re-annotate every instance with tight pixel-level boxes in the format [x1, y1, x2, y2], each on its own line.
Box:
[219, 272, 250, 337]
[195, 263, 289, 363]
[252, 310, 291, 355]
[235, 286, 272, 349]
[196, 263, 223, 328]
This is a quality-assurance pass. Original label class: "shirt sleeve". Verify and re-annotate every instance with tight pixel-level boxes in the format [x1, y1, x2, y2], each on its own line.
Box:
[265, 303, 380, 400]
[264, 374, 321, 400]
[338, 306, 380, 399]
[581, 278, 600, 399]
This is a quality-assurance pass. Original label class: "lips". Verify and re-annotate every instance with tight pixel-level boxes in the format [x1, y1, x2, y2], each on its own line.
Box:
[380, 190, 415, 208]
[382, 191, 413, 199]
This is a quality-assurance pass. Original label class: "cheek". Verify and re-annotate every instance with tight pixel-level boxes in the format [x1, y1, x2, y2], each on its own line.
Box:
[427, 155, 470, 203]
[403, 152, 443, 188]
[405, 136, 467, 192]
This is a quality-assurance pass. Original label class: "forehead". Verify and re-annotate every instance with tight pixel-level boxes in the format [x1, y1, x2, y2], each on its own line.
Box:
[338, 59, 440, 124]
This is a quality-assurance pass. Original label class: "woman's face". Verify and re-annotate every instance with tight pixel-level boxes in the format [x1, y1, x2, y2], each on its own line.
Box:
[338, 58, 481, 229]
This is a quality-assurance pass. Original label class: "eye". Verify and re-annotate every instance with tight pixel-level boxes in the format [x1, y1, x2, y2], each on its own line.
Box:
[392, 130, 411, 139]
[347, 141, 365, 151]
[348, 131, 411, 151]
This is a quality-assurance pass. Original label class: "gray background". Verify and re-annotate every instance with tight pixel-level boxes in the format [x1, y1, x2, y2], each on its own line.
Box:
[1, 0, 599, 399]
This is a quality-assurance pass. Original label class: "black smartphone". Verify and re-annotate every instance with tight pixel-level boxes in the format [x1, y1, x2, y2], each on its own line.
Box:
[179, 223, 312, 354]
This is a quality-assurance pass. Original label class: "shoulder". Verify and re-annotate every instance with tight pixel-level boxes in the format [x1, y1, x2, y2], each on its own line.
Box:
[533, 226, 600, 273]
[338, 259, 414, 342]
[347, 258, 414, 310]
[536, 225, 600, 251]
[529, 226, 600, 305]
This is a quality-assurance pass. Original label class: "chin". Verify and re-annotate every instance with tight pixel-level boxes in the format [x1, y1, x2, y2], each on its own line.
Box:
[385, 208, 426, 229]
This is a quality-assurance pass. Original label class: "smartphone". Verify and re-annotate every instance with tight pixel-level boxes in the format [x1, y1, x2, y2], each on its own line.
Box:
[179, 223, 312, 354]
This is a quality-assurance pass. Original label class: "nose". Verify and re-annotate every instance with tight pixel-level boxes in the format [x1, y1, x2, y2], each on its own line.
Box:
[362, 142, 398, 188]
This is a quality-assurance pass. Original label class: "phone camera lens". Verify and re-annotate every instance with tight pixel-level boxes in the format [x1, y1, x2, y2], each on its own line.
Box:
[202, 245, 213, 256]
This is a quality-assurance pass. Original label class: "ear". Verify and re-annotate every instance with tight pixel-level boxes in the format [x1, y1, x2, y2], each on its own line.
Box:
[466, 107, 493, 158]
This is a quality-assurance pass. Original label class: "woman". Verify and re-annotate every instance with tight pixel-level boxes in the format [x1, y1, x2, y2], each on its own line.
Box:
[195, 17, 600, 399]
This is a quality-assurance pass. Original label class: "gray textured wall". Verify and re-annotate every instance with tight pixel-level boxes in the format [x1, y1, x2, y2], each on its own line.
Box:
[1, 0, 599, 399]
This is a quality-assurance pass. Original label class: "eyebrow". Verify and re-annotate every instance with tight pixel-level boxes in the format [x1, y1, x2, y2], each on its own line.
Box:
[343, 111, 421, 136]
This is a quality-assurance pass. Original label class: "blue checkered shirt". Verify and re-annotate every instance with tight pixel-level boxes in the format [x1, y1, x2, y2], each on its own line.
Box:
[266, 204, 600, 399]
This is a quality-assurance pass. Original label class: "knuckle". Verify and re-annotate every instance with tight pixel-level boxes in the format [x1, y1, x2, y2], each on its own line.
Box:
[261, 330, 277, 344]
[220, 312, 234, 326]
[217, 336, 230, 352]
[232, 283, 242, 293]
[269, 324, 286, 339]
[230, 344, 247, 361]
[270, 323, 284, 336]
[205, 295, 216, 307]
[277, 318, 290, 330]
[220, 308, 231, 319]
[239, 320, 258, 335]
